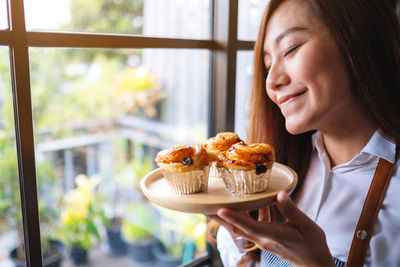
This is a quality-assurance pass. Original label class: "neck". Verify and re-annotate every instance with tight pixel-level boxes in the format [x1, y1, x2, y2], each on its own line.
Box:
[320, 109, 377, 168]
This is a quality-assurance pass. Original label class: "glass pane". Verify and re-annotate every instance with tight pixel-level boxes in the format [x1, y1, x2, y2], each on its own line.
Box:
[24, 0, 211, 39]
[235, 50, 254, 140]
[0, 47, 26, 266]
[0, 0, 8, 30]
[238, 0, 269, 41]
[30, 47, 209, 266]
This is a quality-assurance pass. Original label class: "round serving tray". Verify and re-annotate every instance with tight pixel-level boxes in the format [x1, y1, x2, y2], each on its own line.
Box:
[140, 162, 297, 215]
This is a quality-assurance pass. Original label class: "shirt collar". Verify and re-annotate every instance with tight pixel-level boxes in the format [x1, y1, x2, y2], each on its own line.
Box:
[361, 130, 396, 163]
[311, 130, 396, 164]
[312, 131, 324, 154]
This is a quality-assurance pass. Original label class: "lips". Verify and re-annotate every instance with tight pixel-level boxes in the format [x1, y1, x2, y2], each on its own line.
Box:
[276, 91, 307, 105]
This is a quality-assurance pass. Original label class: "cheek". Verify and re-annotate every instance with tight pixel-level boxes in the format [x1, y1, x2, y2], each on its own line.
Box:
[265, 82, 276, 103]
[289, 48, 324, 82]
[288, 44, 348, 103]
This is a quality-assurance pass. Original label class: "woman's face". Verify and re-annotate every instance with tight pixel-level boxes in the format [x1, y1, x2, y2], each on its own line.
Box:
[264, 0, 355, 134]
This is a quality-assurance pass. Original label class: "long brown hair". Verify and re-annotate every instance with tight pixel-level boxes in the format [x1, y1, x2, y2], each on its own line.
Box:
[247, 0, 400, 200]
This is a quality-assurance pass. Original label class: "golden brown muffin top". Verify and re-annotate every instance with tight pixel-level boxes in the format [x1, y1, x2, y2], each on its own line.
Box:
[202, 132, 245, 160]
[217, 143, 275, 170]
[155, 145, 210, 172]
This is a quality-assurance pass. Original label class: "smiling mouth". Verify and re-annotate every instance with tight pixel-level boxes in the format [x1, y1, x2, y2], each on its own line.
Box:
[277, 91, 307, 106]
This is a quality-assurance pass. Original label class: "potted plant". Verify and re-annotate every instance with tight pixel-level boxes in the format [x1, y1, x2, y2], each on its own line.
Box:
[121, 201, 159, 264]
[99, 155, 154, 256]
[101, 216, 126, 256]
[97, 178, 126, 257]
[0, 138, 65, 267]
[58, 174, 107, 265]
[154, 207, 207, 267]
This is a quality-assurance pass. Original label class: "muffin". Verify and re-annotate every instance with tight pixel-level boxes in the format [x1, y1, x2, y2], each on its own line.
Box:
[155, 145, 210, 194]
[217, 143, 275, 195]
[202, 132, 245, 178]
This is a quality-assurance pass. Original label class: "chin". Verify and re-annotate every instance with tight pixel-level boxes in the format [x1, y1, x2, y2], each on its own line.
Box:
[285, 121, 310, 135]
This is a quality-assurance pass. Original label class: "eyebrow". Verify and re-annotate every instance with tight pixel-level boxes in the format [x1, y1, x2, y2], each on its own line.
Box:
[275, 26, 307, 45]
[264, 26, 307, 56]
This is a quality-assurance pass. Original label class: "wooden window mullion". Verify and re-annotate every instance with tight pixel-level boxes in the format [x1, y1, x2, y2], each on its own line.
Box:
[8, 0, 43, 266]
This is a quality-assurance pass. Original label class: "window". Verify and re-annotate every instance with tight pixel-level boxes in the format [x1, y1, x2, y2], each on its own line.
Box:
[238, 0, 268, 41]
[0, 1, 7, 30]
[0, 46, 26, 266]
[235, 0, 268, 138]
[24, 0, 211, 39]
[235, 50, 254, 140]
[0, 0, 256, 266]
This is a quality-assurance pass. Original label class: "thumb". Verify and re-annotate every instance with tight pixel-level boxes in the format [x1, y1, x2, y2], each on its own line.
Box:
[276, 191, 313, 230]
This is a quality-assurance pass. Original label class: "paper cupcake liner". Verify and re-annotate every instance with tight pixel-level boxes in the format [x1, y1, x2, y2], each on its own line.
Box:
[209, 162, 219, 179]
[217, 166, 272, 195]
[162, 165, 210, 194]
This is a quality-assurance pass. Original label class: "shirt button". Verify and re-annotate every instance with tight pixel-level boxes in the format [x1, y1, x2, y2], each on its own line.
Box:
[307, 209, 313, 217]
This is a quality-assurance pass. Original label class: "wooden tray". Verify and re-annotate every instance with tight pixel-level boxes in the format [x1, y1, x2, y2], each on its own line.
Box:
[140, 163, 297, 215]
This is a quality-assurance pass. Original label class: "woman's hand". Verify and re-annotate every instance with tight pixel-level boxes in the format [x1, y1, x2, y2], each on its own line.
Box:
[208, 191, 336, 267]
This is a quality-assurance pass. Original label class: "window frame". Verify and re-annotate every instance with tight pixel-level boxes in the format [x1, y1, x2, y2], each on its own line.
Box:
[3, 0, 254, 265]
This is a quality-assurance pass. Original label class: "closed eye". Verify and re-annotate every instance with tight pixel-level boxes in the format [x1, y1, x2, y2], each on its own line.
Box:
[284, 44, 301, 57]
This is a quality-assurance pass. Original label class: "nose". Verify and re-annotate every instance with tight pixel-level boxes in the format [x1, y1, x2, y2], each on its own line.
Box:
[266, 63, 290, 90]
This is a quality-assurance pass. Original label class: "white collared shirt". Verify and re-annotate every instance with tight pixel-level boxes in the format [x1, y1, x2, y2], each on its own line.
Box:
[297, 130, 399, 266]
[217, 131, 400, 267]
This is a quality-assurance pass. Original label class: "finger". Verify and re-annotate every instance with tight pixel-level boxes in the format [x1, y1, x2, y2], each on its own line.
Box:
[217, 209, 254, 223]
[276, 191, 314, 231]
[208, 214, 250, 238]
[240, 211, 254, 219]
[217, 208, 277, 240]
[258, 207, 270, 222]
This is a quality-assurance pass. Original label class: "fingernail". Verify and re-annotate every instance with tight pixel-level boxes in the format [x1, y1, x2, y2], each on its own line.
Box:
[217, 209, 225, 217]
[277, 191, 287, 202]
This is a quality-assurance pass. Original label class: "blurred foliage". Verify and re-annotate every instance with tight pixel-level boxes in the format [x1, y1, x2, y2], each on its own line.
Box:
[97, 153, 155, 225]
[116, 67, 159, 93]
[131, 155, 154, 188]
[156, 207, 207, 258]
[121, 201, 158, 242]
[0, 139, 21, 230]
[68, 0, 143, 33]
[24, 0, 146, 137]
[114, 154, 154, 191]
[59, 174, 108, 250]
[0, 136, 59, 252]
[26, 48, 160, 137]
[60, 0, 143, 62]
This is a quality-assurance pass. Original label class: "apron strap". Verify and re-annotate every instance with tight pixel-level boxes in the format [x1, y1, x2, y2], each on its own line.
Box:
[346, 157, 395, 266]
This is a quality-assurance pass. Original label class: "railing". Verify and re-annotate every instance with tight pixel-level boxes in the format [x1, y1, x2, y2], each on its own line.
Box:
[35, 115, 198, 192]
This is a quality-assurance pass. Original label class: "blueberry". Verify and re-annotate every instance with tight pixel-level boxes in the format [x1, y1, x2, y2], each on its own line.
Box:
[255, 165, 267, 175]
[182, 157, 193, 165]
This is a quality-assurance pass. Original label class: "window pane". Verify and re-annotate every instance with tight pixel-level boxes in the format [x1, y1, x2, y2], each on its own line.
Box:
[238, 0, 269, 41]
[30, 47, 209, 266]
[0, 46, 26, 266]
[24, 0, 211, 39]
[235, 51, 254, 140]
[0, 0, 8, 30]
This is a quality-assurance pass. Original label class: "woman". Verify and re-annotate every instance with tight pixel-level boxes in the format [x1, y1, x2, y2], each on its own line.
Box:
[209, 0, 400, 266]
